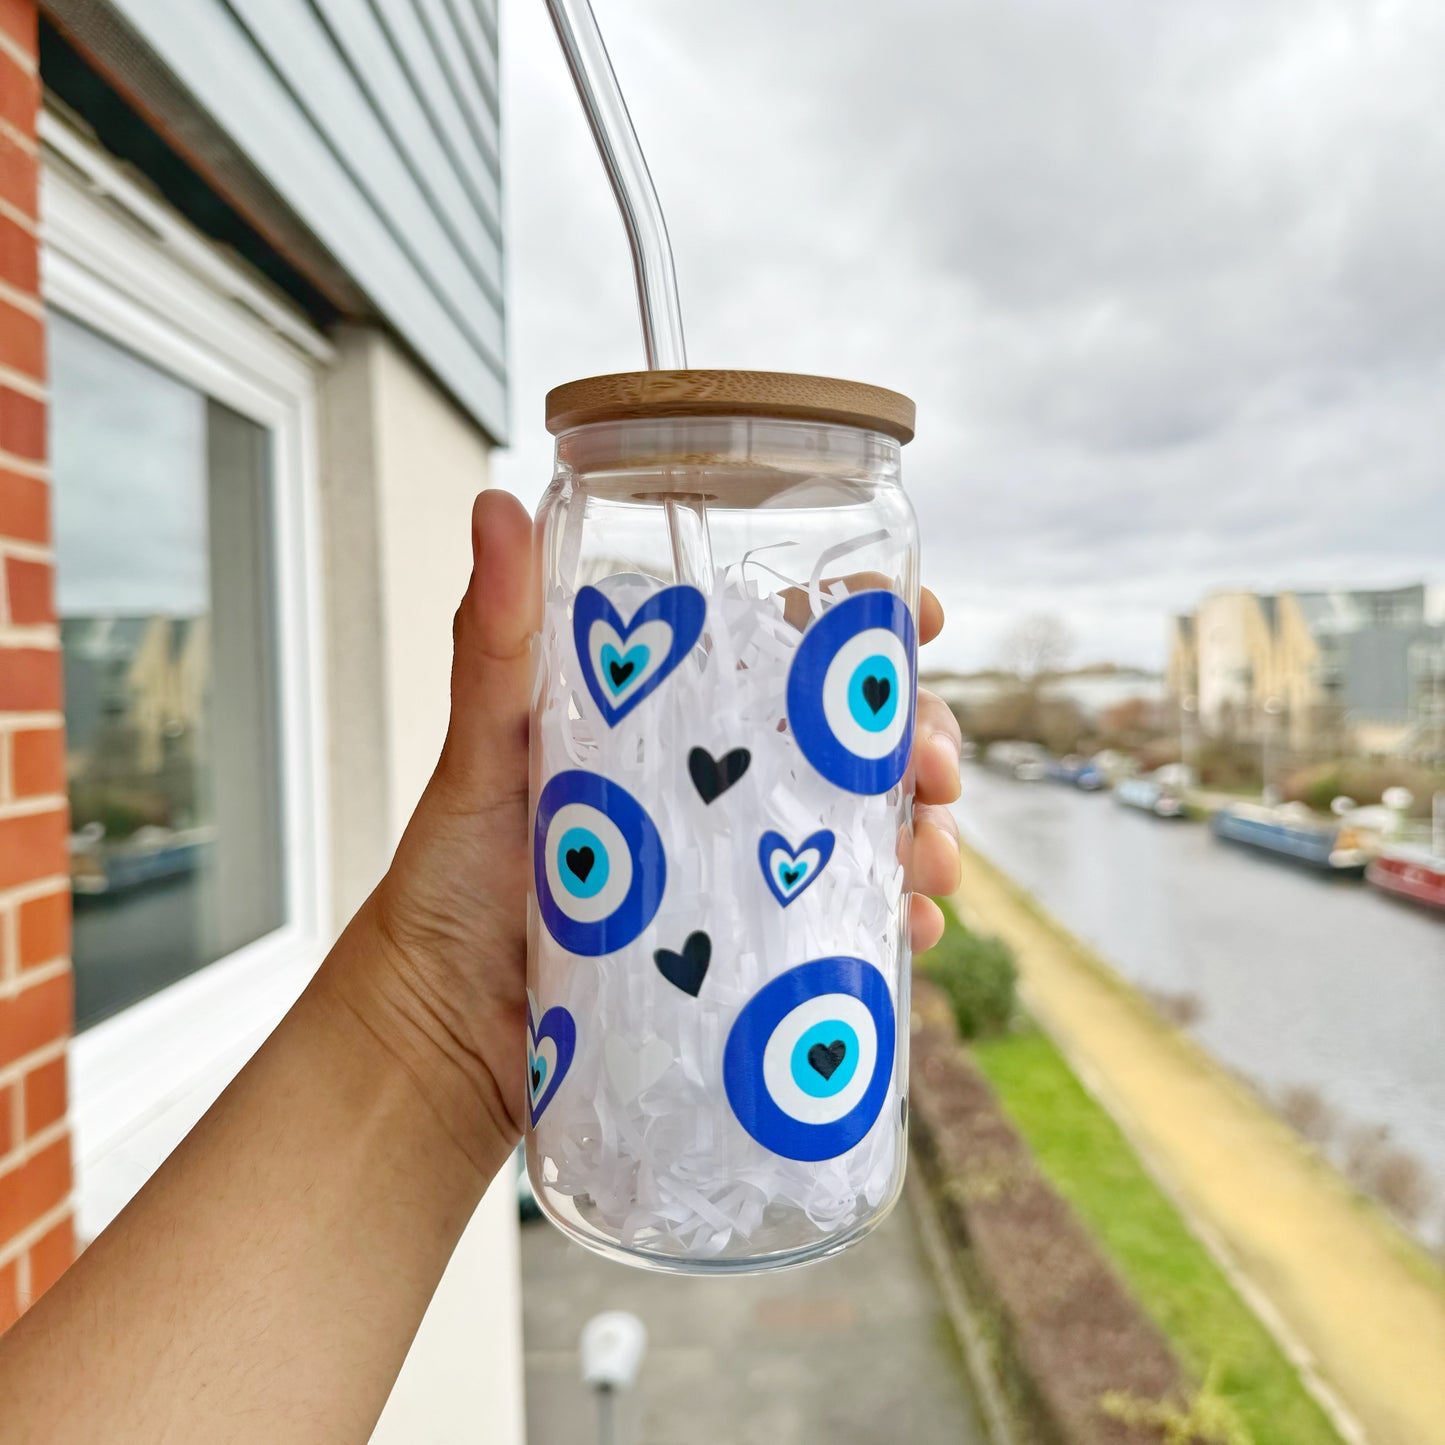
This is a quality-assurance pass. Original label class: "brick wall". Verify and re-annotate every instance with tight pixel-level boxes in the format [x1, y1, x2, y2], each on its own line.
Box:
[0, 0, 77, 1334]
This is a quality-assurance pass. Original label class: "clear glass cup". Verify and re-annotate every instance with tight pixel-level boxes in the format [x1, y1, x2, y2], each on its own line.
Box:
[526, 376, 919, 1273]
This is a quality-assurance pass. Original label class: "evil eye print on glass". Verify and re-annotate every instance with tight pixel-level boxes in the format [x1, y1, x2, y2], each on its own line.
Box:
[534, 770, 666, 955]
[759, 828, 834, 907]
[723, 956, 896, 1162]
[786, 590, 917, 794]
[572, 583, 706, 726]
[527, 995, 576, 1126]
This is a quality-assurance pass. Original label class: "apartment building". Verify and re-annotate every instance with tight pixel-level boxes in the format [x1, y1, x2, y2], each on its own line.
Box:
[0, 2, 522, 1437]
[1169, 584, 1445, 759]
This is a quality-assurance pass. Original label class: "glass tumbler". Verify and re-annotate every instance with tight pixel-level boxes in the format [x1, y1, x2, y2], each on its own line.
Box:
[525, 370, 919, 1272]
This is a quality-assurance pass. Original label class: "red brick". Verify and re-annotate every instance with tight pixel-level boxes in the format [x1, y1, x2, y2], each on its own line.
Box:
[0, 297, 41, 378]
[0, 808, 65, 891]
[4, 556, 50, 625]
[0, 970, 70, 1071]
[0, 1254, 17, 1332]
[0, 0, 36, 56]
[0, 646, 59, 710]
[27, 1213, 72, 1296]
[0, 1080, 13, 1156]
[0, 1136, 69, 1241]
[0, 386, 44, 461]
[21, 1054, 63, 1137]
[0, 137, 37, 221]
[0, 468, 46, 544]
[10, 726, 61, 796]
[16, 889, 67, 969]
[0, 50, 37, 139]
[0, 210, 38, 295]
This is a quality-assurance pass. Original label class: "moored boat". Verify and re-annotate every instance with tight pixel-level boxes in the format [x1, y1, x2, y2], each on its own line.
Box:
[1211, 802, 1367, 875]
[1046, 755, 1108, 791]
[1115, 775, 1186, 819]
[1366, 844, 1445, 912]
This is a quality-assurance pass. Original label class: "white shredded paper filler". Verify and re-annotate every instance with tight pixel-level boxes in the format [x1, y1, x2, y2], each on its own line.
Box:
[529, 566, 909, 1260]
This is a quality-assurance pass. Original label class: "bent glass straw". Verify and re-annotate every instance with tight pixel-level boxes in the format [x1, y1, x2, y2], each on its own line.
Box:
[544, 0, 714, 588]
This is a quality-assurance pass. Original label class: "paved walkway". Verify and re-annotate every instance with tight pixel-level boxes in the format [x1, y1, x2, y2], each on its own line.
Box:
[522, 1195, 985, 1445]
[954, 841, 1445, 1445]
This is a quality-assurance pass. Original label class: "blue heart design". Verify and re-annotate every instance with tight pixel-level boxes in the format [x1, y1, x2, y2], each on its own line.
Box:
[526, 1001, 577, 1126]
[600, 643, 650, 695]
[573, 584, 706, 726]
[759, 829, 836, 907]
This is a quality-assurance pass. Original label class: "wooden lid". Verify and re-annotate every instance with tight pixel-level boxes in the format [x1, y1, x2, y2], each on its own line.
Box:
[545, 370, 915, 444]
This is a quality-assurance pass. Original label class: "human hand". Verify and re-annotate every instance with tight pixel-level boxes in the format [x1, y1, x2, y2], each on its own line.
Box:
[343, 491, 962, 1178]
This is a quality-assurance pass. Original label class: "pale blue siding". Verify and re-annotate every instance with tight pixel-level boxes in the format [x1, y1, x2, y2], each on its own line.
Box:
[106, 0, 507, 440]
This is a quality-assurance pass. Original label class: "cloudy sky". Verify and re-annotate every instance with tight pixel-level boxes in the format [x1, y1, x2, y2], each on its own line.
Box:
[494, 0, 1445, 672]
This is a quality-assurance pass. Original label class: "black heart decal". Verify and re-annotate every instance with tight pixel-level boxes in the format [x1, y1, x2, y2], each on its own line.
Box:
[530, 1066, 542, 1093]
[862, 675, 891, 715]
[808, 1040, 847, 1080]
[689, 747, 751, 804]
[780, 867, 802, 888]
[608, 659, 635, 687]
[654, 931, 711, 997]
[564, 846, 595, 883]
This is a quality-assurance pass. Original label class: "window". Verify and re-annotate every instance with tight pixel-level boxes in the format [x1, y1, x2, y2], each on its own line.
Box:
[50, 315, 285, 1028]
[41, 117, 330, 1237]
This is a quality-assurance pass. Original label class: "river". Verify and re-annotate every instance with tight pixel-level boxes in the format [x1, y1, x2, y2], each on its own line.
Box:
[952, 764, 1445, 1222]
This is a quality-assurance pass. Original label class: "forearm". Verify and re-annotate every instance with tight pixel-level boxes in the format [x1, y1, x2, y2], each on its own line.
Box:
[0, 903, 509, 1445]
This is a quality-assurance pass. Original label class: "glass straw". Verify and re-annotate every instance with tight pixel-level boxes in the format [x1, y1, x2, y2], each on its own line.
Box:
[544, 0, 715, 588]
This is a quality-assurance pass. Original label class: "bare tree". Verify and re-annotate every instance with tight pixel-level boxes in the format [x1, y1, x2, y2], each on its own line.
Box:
[997, 614, 1075, 683]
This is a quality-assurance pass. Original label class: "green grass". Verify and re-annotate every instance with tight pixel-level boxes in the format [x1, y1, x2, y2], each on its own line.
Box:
[973, 1024, 1346, 1445]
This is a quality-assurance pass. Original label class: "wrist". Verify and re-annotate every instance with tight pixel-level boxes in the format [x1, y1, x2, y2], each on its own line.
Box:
[313, 895, 519, 1187]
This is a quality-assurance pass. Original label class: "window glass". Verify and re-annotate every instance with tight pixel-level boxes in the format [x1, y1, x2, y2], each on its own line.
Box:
[49, 311, 286, 1029]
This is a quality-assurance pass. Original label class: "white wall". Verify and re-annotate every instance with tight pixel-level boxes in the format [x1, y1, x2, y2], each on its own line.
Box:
[321, 329, 524, 1445]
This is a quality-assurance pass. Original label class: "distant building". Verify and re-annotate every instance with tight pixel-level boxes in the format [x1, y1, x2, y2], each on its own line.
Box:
[1169, 584, 1445, 760]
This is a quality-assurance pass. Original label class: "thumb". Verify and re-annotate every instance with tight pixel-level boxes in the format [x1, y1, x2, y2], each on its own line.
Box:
[434, 489, 539, 801]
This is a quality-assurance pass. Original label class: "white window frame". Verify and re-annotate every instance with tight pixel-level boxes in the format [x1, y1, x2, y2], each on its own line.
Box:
[40, 117, 333, 1239]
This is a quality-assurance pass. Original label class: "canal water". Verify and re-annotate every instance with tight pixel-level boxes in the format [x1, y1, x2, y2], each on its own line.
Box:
[952, 765, 1445, 1224]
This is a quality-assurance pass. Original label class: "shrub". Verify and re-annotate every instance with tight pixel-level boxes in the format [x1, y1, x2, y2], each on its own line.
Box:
[1102, 1364, 1251, 1445]
[919, 897, 1017, 1039]
[1371, 1149, 1435, 1224]
[1276, 1085, 1337, 1146]
[1283, 761, 1445, 816]
[1141, 987, 1204, 1029]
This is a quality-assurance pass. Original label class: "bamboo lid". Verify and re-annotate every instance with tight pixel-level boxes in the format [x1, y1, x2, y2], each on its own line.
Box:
[545, 370, 915, 444]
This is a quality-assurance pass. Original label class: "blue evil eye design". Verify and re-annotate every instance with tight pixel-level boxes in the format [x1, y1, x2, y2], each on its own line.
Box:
[723, 956, 897, 1162]
[758, 828, 835, 907]
[533, 771, 666, 955]
[786, 590, 917, 795]
[527, 997, 576, 1126]
[573, 583, 707, 726]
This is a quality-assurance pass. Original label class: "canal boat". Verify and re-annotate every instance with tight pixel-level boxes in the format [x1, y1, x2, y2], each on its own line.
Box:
[986, 740, 1049, 782]
[1210, 802, 1368, 875]
[1046, 755, 1108, 791]
[1115, 775, 1186, 819]
[1366, 844, 1445, 913]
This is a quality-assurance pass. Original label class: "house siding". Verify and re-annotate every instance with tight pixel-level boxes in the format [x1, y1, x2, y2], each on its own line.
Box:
[55, 0, 508, 442]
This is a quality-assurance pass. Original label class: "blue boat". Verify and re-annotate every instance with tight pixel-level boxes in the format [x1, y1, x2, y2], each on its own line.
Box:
[1210, 803, 1368, 875]
[1115, 775, 1186, 818]
[1046, 755, 1108, 791]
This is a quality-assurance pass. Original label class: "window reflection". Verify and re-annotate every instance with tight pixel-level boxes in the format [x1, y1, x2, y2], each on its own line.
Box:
[49, 313, 285, 1029]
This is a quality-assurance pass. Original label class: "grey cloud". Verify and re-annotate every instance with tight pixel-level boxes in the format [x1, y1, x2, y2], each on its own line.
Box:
[496, 0, 1445, 669]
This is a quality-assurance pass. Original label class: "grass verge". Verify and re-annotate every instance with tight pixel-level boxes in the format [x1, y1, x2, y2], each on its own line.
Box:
[973, 1022, 1346, 1445]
